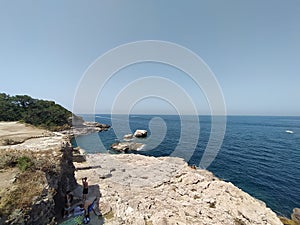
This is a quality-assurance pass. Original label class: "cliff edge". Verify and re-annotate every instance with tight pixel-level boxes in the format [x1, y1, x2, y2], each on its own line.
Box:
[74, 153, 283, 225]
[0, 122, 77, 224]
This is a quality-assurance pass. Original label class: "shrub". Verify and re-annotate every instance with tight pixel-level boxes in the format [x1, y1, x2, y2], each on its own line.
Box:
[17, 156, 33, 172]
[0, 153, 17, 169]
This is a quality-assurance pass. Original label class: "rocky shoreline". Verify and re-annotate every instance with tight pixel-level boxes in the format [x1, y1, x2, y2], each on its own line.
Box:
[60, 121, 110, 137]
[0, 121, 298, 224]
[74, 153, 284, 225]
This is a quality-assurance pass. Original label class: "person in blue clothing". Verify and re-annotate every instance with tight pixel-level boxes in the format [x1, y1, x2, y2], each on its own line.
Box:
[83, 198, 96, 224]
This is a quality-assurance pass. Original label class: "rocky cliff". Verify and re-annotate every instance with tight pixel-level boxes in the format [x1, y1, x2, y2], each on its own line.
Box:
[0, 122, 77, 225]
[74, 154, 284, 225]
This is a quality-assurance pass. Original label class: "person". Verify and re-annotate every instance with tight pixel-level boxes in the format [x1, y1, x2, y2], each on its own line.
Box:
[63, 191, 73, 218]
[73, 203, 85, 216]
[82, 177, 89, 201]
[83, 198, 97, 224]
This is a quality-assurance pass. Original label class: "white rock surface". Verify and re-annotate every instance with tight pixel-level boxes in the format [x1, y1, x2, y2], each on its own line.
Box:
[134, 129, 147, 138]
[75, 154, 283, 225]
[111, 142, 145, 151]
[123, 134, 134, 139]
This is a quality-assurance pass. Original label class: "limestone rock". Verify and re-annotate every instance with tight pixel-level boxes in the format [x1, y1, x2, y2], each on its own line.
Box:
[123, 134, 134, 139]
[134, 130, 147, 138]
[72, 147, 86, 162]
[292, 208, 300, 224]
[0, 122, 77, 225]
[99, 201, 112, 216]
[60, 121, 110, 137]
[74, 154, 283, 225]
[111, 142, 144, 152]
[83, 121, 110, 129]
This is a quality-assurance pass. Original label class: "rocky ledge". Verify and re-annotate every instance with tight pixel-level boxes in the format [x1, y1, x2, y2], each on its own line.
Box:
[0, 122, 77, 225]
[110, 142, 145, 152]
[60, 121, 110, 137]
[75, 154, 284, 225]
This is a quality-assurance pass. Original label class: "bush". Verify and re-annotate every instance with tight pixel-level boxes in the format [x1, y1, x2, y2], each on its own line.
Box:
[17, 156, 33, 172]
[0, 153, 17, 169]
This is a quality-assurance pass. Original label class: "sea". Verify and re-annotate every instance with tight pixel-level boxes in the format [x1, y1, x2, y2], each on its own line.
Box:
[71, 114, 300, 217]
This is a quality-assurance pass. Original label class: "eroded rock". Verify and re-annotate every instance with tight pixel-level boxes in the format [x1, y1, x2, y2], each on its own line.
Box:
[292, 208, 300, 224]
[123, 134, 134, 140]
[134, 130, 147, 138]
[74, 154, 283, 225]
[111, 142, 145, 152]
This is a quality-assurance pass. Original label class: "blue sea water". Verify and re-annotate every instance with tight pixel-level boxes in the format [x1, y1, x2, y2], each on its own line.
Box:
[72, 115, 300, 217]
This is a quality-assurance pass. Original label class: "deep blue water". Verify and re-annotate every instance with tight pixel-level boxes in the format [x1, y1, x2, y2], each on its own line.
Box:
[72, 115, 300, 217]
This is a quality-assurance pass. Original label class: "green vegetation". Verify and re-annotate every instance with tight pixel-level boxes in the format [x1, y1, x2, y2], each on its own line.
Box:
[0, 150, 59, 218]
[0, 93, 75, 131]
[0, 150, 60, 174]
[0, 153, 33, 172]
[17, 156, 33, 172]
[0, 152, 18, 169]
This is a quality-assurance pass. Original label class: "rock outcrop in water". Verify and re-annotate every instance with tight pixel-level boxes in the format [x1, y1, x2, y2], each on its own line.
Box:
[134, 129, 147, 138]
[110, 142, 144, 152]
[60, 121, 110, 137]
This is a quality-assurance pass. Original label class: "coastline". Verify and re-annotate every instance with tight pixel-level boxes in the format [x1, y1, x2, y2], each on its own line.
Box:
[73, 152, 283, 225]
[0, 121, 297, 224]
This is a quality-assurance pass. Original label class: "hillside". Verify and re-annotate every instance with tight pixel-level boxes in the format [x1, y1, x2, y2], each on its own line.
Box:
[0, 93, 76, 131]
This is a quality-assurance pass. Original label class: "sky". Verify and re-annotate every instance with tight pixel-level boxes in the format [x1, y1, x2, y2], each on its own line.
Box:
[0, 0, 299, 116]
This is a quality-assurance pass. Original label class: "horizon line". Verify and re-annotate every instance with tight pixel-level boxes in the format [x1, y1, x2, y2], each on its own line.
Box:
[74, 113, 300, 117]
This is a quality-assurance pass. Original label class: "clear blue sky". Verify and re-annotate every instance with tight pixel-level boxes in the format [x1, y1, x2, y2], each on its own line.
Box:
[0, 0, 299, 115]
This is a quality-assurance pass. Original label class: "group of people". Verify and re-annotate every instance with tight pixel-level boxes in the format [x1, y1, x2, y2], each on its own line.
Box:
[63, 177, 95, 224]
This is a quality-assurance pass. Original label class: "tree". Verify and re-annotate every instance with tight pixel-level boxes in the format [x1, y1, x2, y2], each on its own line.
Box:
[0, 93, 73, 131]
